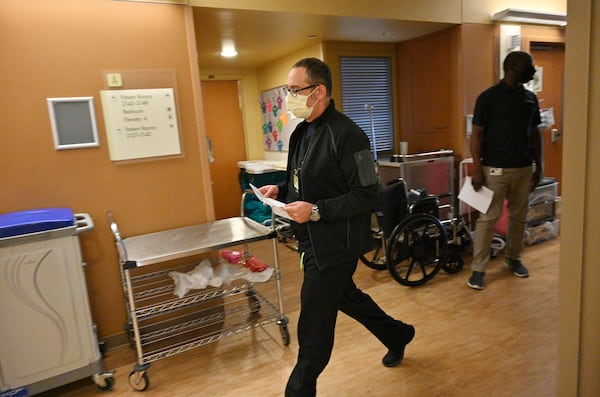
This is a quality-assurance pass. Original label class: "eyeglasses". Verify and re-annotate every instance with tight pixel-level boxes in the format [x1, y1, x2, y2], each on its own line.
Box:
[285, 85, 317, 97]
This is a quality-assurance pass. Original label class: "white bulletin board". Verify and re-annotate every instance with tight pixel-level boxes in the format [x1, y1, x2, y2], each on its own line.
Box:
[100, 88, 181, 161]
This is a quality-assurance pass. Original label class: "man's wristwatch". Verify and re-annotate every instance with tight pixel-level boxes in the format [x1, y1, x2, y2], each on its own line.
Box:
[309, 204, 321, 222]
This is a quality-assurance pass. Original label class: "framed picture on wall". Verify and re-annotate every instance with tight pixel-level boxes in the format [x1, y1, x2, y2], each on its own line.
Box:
[47, 96, 100, 150]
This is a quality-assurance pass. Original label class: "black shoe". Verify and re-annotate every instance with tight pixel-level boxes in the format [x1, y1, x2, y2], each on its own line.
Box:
[504, 258, 529, 278]
[382, 324, 415, 367]
[467, 271, 485, 290]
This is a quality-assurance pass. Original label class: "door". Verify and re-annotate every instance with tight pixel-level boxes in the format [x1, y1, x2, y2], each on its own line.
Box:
[530, 42, 564, 193]
[201, 80, 247, 219]
[409, 32, 452, 152]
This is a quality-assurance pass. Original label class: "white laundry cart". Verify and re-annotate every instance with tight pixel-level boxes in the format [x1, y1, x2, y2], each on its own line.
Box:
[0, 208, 114, 396]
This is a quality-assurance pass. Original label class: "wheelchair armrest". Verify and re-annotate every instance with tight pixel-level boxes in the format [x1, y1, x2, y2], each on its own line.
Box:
[409, 196, 440, 217]
[433, 192, 453, 200]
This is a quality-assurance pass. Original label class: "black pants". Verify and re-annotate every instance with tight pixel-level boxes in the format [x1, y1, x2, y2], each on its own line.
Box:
[285, 246, 406, 397]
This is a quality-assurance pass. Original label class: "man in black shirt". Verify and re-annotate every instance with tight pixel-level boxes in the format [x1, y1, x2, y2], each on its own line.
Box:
[468, 51, 543, 290]
[260, 58, 415, 396]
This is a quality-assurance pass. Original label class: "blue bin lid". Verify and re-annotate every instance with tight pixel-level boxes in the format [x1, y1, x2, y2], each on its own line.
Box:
[0, 208, 74, 238]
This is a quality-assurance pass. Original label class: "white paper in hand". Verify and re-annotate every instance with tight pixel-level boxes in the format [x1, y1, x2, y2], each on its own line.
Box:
[458, 177, 494, 214]
[249, 183, 292, 220]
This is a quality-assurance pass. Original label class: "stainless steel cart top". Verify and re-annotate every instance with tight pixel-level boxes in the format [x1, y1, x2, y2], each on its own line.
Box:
[121, 217, 274, 267]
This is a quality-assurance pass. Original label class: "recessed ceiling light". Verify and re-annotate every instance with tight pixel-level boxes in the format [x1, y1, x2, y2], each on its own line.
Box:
[220, 39, 238, 58]
[307, 35, 317, 39]
[220, 49, 238, 57]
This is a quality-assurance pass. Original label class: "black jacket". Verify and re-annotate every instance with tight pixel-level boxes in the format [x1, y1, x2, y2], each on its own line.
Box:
[277, 100, 379, 269]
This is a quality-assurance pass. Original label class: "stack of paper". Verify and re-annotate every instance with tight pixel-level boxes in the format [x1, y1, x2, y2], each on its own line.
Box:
[458, 177, 494, 213]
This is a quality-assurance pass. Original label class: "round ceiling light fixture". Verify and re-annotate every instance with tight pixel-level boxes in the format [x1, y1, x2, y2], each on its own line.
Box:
[220, 40, 238, 58]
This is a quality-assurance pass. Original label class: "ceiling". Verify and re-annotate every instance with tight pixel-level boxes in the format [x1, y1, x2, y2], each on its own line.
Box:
[192, 7, 456, 69]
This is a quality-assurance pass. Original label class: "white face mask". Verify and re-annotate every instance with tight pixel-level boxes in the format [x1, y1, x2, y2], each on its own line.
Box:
[286, 89, 318, 119]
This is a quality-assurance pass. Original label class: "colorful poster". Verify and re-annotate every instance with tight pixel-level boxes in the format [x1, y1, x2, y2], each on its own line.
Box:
[259, 85, 302, 152]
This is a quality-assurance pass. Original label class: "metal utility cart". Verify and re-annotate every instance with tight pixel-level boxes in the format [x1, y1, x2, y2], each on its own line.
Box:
[109, 214, 289, 391]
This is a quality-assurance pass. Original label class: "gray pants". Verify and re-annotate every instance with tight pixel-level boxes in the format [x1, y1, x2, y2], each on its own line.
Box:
[471, 165, 534, 273]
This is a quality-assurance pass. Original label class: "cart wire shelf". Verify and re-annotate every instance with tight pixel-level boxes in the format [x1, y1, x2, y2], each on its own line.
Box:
[136, 290, 279, 363]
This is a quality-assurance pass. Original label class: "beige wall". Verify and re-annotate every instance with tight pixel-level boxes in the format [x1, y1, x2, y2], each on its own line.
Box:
[257, 43, 323, 92]
[0, 0, 211, 339]
[559, 0, 600, 394]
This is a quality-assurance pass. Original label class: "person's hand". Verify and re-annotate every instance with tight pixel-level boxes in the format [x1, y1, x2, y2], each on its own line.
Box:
[259, 185, 279, 199]
[471, 167, 485, 191]
[531, 170, 542, 192]
[283, 201, 312, 223]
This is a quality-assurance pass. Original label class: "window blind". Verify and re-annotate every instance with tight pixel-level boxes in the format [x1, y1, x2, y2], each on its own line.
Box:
[340, 56, 394, 156]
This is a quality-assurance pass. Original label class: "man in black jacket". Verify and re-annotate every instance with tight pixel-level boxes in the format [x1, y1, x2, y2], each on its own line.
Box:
[259, 58, 415, 397]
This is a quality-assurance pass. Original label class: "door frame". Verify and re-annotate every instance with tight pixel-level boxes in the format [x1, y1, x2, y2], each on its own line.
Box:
[523, 30, 566, 192]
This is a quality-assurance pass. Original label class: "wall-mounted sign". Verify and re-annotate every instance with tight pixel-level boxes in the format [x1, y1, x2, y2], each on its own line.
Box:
[100, 88, 181, 161]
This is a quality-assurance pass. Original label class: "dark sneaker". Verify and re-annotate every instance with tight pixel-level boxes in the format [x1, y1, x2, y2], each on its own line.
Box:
[382, 324, 415, 367]
[467, 271, 485, 290]
[504, 258, 529, 278]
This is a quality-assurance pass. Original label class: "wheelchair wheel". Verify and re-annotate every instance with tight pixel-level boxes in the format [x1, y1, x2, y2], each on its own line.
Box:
[386, 214, 448, 286]
[442, 249, 464, 274]
[360, 227, 387, 270]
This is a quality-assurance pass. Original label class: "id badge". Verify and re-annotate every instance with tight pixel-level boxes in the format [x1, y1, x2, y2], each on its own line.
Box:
[293, 168, 300, 193]
[489, 167, 503, 176]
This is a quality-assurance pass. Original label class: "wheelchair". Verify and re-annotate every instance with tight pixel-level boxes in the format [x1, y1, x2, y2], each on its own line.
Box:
[360, 178, 471, 286]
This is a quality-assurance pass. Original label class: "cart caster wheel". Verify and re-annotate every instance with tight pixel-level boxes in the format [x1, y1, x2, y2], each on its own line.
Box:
[277, 317, 290, 346]
[96, 376, 115, 392]
[129, 371, 150, 391]
[280, 325, 290, 346]
[442, 251, 464, 274]
[246, 291, 261, 313]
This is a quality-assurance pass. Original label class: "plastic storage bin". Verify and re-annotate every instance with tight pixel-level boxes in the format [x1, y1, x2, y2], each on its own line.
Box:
[529, 177, 558, 206]
[526, 201, 555, 224]
[0, 209, 114, 395]
[0, 208, 74, 237]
